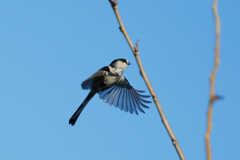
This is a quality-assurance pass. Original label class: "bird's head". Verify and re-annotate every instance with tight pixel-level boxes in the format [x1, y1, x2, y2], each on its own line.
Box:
[109, 58, 131, 75]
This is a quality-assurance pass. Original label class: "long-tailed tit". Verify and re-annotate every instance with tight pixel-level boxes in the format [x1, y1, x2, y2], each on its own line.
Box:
[69, 58, 151, 126]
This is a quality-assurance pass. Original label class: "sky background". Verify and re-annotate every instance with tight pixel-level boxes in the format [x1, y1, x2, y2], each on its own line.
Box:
[1, 0, 239, 160]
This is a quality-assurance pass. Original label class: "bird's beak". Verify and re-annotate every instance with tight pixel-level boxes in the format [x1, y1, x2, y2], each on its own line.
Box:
[128, 62, 131, 65]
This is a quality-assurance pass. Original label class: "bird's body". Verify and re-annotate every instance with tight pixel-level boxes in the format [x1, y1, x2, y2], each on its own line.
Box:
[69, 58, 151, 126]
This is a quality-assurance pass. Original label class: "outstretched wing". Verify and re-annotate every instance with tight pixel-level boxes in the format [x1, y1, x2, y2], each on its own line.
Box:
[81, 66, 113, 90]
[98, 76, 151, 115]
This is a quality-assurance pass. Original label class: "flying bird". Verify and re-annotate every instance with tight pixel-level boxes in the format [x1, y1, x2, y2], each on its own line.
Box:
[69, 58, 151, 126]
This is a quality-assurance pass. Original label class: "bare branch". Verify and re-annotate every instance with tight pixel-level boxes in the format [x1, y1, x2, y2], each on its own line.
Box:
[205, 0, 221, 160]
[108, 1, 186, 159]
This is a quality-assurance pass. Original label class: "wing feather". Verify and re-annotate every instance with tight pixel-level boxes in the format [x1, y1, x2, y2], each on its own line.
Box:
[129, 91, 139, 115]
[130, 90, 145, 113]
[98, 76, 151, 114]
[126, 90, 133, 114]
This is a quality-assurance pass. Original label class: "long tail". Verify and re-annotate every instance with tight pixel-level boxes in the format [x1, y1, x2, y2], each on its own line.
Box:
[69, 91, 96, 126]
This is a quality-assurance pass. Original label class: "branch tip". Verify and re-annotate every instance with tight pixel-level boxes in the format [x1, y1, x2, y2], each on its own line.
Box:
[113, 0, 118, 6]
[136, 39, 139, 48]
[109, 0, 117, 7]
[135, 39, 139, 53]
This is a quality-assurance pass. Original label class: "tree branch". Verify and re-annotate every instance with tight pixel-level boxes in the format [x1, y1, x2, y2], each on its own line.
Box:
[108, 1, 186, 159]
[205, 0, 221, 160]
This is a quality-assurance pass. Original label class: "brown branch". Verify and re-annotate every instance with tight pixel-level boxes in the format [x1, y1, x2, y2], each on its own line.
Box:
[109, 1, 186, 159]
[205, 0, 221, 160]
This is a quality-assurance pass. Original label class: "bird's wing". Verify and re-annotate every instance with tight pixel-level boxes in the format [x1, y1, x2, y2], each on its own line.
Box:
[81, 66, 113, 90]
[98, 76, 151, 115]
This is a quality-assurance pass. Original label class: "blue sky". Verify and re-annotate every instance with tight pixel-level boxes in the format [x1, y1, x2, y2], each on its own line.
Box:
[1, 1, 239, 160]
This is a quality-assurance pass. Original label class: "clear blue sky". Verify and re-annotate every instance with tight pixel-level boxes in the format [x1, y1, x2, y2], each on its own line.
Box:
[1, 1, 239, 160]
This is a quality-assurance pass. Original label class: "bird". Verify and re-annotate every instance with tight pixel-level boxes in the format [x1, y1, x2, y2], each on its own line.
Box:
[69, 58, 151, 126]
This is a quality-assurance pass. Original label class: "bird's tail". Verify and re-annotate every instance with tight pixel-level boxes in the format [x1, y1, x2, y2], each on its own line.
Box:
[69, 91, 96, 126]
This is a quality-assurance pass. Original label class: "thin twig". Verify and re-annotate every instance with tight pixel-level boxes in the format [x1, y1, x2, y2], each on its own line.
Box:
[205, 0, 221, 160]
[109, 1, 186, 159]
